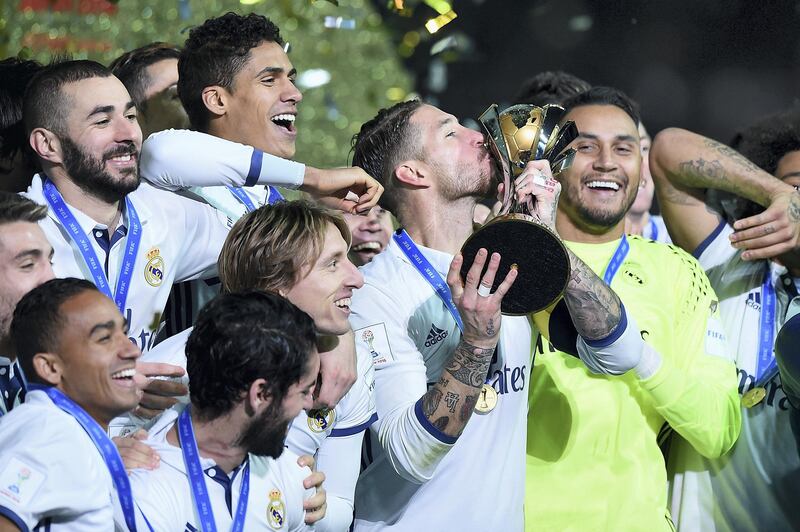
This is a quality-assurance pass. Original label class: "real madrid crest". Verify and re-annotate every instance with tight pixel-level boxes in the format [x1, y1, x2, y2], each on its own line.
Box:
[267, 488, 286, 529]
[307, 408, 336, 433]
[144, 247, 165, 287]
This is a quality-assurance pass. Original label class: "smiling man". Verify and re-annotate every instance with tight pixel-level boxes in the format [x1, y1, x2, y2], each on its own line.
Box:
[0, 278, 141, 531]
[343, 207, 394, 266]
[525, 87, 741, 531]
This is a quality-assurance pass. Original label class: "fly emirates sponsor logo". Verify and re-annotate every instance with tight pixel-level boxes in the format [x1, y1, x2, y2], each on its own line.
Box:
[124, 308, 159, 352]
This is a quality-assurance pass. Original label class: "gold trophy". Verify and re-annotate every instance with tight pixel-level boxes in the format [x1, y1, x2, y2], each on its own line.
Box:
[460, 103, 578, 315]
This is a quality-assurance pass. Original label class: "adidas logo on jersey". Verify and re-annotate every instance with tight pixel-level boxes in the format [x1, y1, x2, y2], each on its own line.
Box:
[425, 324, 449, 347]
[746, 291, 762, 311]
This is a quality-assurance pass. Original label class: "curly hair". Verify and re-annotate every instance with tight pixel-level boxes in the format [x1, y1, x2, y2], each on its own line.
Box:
[186, 290, 316, 421]
[351, 99, 424, 215]
[178, 12, 283, 132]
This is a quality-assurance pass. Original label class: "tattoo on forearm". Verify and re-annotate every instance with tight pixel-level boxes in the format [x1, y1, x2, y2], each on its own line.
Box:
[432, 416, 449, 431]
[790, 194, 800, 223]
[444, 391, 460, 413]
[422, 388, 442, 417]
[460, 394, 478, 422]
[446, 342, 493, 388]
[703, 139, 761, 174]
[564, 252, 622, 340]
[678, 158, 728, 187]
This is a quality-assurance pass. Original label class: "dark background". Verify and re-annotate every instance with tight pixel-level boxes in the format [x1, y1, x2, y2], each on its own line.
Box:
[373, 0, 800, 141]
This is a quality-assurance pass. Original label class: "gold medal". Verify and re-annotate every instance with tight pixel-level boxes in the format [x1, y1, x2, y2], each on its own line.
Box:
[742, 387, 767, 408]
[474, 383, 498, 414]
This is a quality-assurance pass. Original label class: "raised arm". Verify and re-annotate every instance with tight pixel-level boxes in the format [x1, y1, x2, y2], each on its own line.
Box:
[650, 127, 800, 258]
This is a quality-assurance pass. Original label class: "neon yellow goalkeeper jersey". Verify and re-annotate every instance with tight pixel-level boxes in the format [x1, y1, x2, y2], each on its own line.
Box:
[525, 236, 741, 532]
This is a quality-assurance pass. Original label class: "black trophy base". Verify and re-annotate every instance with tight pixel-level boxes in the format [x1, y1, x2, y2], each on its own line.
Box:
[460, 215, 570, 315]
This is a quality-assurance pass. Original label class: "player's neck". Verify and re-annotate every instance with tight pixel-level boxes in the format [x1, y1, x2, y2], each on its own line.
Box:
[0, 337, 13, 361]
[400, 196, 476, 255]
[167, 412, 247, 474]
[626, 211, 649, 235]
[556, 210, 625, 244]
[47, 171, 122, 229]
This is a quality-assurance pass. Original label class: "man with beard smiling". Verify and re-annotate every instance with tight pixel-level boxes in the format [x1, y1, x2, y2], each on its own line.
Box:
[118, 291, 320, 531]
[343, 207, 394, 266]
[21, 59, 231, 358]
[525, 87, 741, 531]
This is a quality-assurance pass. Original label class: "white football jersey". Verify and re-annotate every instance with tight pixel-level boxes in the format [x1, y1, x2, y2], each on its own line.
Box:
[122, 406, 313, 531]
[0, 390, 117, 531]
[350, 239, 533, 532]
[668, 221, 800, 531]
[23, 174, 230, 354]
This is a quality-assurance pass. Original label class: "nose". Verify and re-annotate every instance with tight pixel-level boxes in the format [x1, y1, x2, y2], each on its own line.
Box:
[592, 144, 617, 172]
[346, 260, 365, 290]
[468, 128, 486, 147]
[115, 115, 143, 146]
[303, 389, 315, 411]
[120, 335, 142, 362]
[39, 261, 55, 284]
[283, 78, 303, 104]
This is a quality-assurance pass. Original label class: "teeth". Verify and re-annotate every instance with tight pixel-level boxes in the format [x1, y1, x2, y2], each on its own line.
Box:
[334, 298, 351, 308]
[271, 114, 296, 123]
[586, 180, 620, 191]
[352, 242, 382, 252]
[110, 154, 132, 162]
[111, 368, 136, 379]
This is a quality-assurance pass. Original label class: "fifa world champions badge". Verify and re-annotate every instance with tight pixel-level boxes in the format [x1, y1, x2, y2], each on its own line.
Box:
[267, 488, 286, 529]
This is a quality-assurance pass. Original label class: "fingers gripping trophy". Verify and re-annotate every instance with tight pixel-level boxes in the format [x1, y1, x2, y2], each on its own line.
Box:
[460, 103, 579, 315]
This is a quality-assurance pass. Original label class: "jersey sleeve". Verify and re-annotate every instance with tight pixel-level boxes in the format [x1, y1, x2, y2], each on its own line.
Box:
[639, 248, 741, 458]
[350, 282, 455, 484]
[125, 468, 187, 531]
[140, 129, 305, 191]
[329, 348, 377, 436]
[692, 219, 735, 270]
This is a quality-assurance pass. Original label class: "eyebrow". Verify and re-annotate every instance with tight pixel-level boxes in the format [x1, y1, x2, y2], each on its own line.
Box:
[86, 101, 135, 119]
[780, 172, 800, 180]
[14, 249, 43, 261]
[89, 320, 116, 336]
[438, 116, 456, 129]
[254, 66, 297, 78]
[576, 132, 638, 142]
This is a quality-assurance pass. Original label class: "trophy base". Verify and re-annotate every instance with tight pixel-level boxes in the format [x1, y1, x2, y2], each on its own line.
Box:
[460, 214, 570, 315]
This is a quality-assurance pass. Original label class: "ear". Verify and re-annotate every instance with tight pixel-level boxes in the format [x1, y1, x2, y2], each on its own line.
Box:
[32, 352, 63, 386]
[394, 160, 431, 189]
[29, 128, 63, 165]
[247, 378, 273, 412]
[200, 86, 229, 120]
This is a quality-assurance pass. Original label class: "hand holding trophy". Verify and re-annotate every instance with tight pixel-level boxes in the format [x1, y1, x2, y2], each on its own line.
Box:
[460, 103, 579, 315]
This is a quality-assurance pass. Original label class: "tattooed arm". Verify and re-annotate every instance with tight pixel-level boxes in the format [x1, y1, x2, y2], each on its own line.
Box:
[562, 249, 623, 341]
[650, 127, 800, 258]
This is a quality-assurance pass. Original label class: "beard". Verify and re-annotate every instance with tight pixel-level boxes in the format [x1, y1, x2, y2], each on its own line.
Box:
[236, 397, 293, 459]
[435, 158, 494, 202]
[60, 137, 140, 203]
[561, 173, 637, 230]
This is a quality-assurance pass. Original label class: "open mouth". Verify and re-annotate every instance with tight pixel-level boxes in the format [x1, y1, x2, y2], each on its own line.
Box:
[585, 180, 621, 191]
[334, 297, 352, 314]
[111, 368, 137, 386]
[352, 241, 383, 253]
[271, 113, 297, 134]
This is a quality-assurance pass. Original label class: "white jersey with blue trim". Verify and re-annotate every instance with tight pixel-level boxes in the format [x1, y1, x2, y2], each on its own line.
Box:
[23, 174, 230, 355]
[121, 405, 313, 532]
[643, 214, 672, 244]
[668, 221, 800, 532]
[349, 238, 532, 532]
[0, 390, 117, 531]
[128, 326, 376, 531]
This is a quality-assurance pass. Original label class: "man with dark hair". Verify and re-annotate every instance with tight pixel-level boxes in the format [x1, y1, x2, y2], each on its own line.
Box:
[139, 12, 384, 408]
[524, 86, 740, 531]
[0, 58, 43, 192]
[512, 70, 591, 106]
[109, 42, 189, 138]
[121, 291, 321, 531]
[651, 109, 800, 530]
[0, 191, 54, 417]
[0, 278, 142, 530]
[145, 199, 370, 530]
[347, 97, 648, 530]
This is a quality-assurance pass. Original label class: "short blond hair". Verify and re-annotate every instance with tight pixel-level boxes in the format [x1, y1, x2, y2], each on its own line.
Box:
[219, 199, 351, 294]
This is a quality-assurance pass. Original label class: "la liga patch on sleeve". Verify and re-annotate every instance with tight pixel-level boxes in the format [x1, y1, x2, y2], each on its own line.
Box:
[0, 457, 45, 506]
[355, 323, 394, 367]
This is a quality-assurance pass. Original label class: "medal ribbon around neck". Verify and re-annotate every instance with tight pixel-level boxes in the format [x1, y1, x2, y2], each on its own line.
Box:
[602, 235, 630, 285]
[226, 185, 283, 212]
[649, 218, 658, 241]
[178, 406, 251, 532]
[43, 178, 141, 314]
[32, 385, 142, 532]
[756, 265, 777, 382]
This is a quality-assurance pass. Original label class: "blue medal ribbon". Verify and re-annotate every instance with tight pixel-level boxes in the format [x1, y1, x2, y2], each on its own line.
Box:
[393, 229, 464, 332]
[756, 266, 777, 382]
[226, 186, 284, 212]
[649, 218, 658, 241]
[602, 235, 629, 285]
[43, 178, 141, 314]
[32, 385, 139, 532]
[178, 407, 251, 532]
